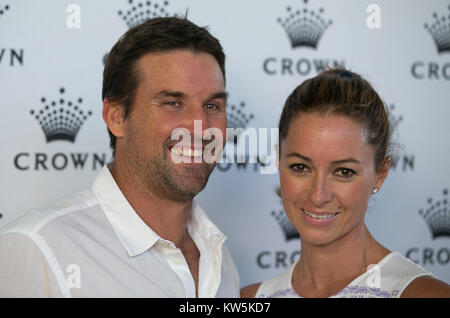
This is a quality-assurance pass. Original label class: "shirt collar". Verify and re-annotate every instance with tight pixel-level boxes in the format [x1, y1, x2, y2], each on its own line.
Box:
[92, 165, 227, 257]
[92, 165, 160, 257]
[189, 203, 227, 246]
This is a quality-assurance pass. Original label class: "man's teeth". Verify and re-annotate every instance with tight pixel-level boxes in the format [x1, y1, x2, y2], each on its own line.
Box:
[171, 147, 202, 158]
[303, 210, 337, 219]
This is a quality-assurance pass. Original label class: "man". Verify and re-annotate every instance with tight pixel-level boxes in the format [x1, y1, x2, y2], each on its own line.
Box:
[0, 17, 239, 297]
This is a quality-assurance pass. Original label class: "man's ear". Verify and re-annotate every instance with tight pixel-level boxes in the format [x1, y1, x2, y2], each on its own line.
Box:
[102, 99, 125, 138]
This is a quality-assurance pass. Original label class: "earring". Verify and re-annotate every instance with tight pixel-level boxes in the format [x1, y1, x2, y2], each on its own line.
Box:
[372, 188, 378, 194]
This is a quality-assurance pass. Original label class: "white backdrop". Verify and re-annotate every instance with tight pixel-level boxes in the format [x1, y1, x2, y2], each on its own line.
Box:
[0, 0, 449, 288]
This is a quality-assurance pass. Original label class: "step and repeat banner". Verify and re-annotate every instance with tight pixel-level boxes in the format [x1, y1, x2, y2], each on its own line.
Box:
[0, 0, 449, 287]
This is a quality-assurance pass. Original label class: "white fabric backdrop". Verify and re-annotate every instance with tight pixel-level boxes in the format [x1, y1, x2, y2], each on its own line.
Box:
[0, 0, 449, 287]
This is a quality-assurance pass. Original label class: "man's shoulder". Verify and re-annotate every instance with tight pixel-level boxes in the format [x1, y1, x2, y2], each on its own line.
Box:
[0, 189, 99, 238]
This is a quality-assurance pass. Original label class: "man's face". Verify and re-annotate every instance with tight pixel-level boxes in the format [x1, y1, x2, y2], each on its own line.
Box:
[117, 50, 227, 202]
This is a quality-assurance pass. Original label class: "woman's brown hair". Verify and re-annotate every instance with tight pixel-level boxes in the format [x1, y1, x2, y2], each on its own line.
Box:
[278, 69, 391, 172]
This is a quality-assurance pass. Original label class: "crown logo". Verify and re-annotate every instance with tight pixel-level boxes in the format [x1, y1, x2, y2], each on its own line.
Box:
[226, 102, 254, 144]
[118, 0, 170, 29]
[419, 188, 450, 239]
[30, 87, 92, 143]
[0, 3, 10, 20]
[424, 5, 450, 54]
[277, 0, 332, 49]
[271, 210, 300, 241]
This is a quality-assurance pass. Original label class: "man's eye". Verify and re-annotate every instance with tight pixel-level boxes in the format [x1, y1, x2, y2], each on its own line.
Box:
[204, 103, 220, 111]
[334, 168, 356, 178]
[164, 101, 181, 107]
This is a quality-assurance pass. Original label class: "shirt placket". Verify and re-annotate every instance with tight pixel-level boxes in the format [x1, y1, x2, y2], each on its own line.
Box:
[158, 240, 196, 298]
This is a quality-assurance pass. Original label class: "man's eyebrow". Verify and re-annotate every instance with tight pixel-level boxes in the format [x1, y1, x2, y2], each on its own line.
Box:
[155, 90, 186, 99]
[208, 91, 228, 100]
[154, 90, 228, 101]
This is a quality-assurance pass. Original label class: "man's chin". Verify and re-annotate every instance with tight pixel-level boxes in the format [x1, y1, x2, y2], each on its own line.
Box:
[165, 162, 214, 200]
[164, 179, 208, 203]
[179, 164, 214, 187]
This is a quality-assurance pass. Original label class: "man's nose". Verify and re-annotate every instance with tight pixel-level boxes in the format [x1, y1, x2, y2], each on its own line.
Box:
[182, 105, 209, 136]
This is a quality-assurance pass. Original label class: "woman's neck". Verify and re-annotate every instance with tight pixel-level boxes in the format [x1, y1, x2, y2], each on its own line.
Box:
[293, 224, 390, 297]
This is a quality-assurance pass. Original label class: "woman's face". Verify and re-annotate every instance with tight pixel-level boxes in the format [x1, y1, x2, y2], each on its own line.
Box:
[279, 112, 389, 246]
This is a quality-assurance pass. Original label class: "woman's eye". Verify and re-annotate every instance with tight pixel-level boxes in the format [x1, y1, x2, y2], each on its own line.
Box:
[335, 168, 356, 178]
[290, 163, 309, 173]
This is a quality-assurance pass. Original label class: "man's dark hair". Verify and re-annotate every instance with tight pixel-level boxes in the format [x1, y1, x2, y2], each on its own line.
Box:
[102, 17, 226, 156]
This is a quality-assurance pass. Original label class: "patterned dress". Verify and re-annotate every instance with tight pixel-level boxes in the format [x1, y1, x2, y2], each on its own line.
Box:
[255, 252, 433, 298]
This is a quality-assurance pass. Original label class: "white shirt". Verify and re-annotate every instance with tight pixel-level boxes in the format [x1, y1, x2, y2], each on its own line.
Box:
[255, 252, 434, 298]
[0, 166, 240, 298]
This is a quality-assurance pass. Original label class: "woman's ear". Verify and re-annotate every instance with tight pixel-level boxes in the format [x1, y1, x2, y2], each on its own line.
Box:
[275, 144, 279, 170]
[374, 157, 391, 193]
[102, 99, 125, 139]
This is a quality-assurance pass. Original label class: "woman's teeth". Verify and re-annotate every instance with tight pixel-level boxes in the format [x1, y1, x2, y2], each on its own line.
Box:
[303, 210, 337, 219]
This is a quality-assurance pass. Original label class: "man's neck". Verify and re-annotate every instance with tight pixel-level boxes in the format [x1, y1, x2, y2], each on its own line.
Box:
[109, 161, 194, 247]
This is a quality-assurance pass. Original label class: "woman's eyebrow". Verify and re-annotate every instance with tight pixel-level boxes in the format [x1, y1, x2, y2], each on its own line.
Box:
[286, 153, 362, 165]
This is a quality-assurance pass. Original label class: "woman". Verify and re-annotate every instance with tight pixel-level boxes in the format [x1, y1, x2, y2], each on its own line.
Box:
[242, 69, 450, 298]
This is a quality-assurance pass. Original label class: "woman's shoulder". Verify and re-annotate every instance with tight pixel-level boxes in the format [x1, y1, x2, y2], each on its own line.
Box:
[378, 251, 450, 297]
[400, 276, 450, 298]
[240, 283, 262, 298]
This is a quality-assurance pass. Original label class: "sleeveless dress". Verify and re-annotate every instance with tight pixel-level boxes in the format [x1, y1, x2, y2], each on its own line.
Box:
[255, 252, 434, 298]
